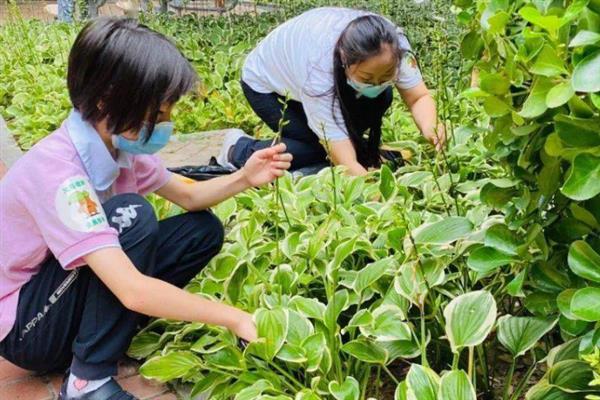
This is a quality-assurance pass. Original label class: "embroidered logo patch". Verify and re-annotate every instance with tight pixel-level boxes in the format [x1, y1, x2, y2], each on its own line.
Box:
[55, 176, 108, 232]
[402, 53, 420, 77]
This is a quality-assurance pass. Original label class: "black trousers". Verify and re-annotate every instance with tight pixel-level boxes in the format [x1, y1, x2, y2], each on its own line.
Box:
[0, 193, 224, 380]
[231, 80, 394, 171]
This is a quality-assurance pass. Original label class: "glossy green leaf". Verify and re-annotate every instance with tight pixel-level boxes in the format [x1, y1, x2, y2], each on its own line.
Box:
[484, 224, 520, 255]
[395, 382, 408, 400]
[530, 45, 567, 77]
[480, 182, 518, 208]
[569, 30, 600, 47]
[570, 287, 600, 321]
[234, 380, 273, 400]
[554, 115, 600, 147]
[139, 351, 201, 382]
[341, 339, 388, 364]
[548, 360, 595, 392]
[289, 296, 326, 320]
[379, 164, 396, 200]
[524, 291, 558, 316]
[406, 364, 440, 400]
[295, 389, 321, 400]
[519, 5, 561, 37]
[546, 82, 574, 108]
[444, 291, 497, 353]
[353, 257, 394, 294]
[480, 72, 510, 95]
[361, 305, 412, 342]
[286, 310, 314, 346]
[519, 77, 553, 118]
[506, 269, 527, 297]
[497, 315, 557, 357]
[467, 246, 515, 274]
[573, 50, 600, 92]
[205, 347, 244, 371]
[276, 343, 307, 364]
[254, 308, 288, 360]
[127, 332, 161, 359]
[561, 154, 600, 201]
[557, 289, 578, 319]
[413, 217, 474, 245]
[328, 376, 359, 400]
[302, 332, 327, 372]
[438, 370, 476, 400]
[568, 240, 600, 282]
[483, 96, 511, 117]
[324, 289, 349, 332]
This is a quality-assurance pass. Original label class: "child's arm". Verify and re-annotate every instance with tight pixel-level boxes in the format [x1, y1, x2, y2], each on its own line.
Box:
[156, 143, 292, 211]
[83, 247, 257, 341]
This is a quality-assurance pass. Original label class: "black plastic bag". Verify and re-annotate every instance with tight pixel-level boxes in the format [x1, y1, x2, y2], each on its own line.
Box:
[168, 164, 235, 181]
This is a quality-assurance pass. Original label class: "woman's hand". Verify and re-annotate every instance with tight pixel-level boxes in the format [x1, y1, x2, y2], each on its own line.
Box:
[231, 310, 258, 342]
[241, 143, 293, 186]
[422, 122, 446, 152]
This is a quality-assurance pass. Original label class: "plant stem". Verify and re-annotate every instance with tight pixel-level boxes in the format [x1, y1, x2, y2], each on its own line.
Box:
[267, 360, 304, 392]
[502, 359, 516, 400]
[477, 345, 490, 392]
[360, 366, 371, 400]
[452, 351, 460, 370]
[277, 190, 292, 227]
[468, 346, 474, 382]
[420, 303, 429, 367]
[383, 365, 400, 385]
[374, 366, 381, 399]
[510, 351, 538, 400]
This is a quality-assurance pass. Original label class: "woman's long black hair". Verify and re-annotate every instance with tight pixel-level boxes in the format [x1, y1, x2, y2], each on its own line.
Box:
[332, 15, 407, 168]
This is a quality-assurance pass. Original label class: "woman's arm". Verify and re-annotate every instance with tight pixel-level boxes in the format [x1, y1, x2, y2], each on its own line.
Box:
[84, 247, 257, 341]
[156, 143, 292, 211]
[398, 81, 446, 151]
[329, 139, 369, 176]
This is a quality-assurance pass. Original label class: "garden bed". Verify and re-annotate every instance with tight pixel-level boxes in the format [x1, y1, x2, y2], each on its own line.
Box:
[2, 0, 600, 399]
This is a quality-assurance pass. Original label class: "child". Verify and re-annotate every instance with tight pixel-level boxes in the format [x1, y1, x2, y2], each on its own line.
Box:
[0, 17, 292, 400]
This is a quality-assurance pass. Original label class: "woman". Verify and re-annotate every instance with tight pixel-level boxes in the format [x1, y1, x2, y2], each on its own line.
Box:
[217, 7, 445, 176]
[0, 18, 291, 400]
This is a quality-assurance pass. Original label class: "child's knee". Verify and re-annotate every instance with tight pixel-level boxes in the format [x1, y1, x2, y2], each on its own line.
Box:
[190, 211, 225, 254]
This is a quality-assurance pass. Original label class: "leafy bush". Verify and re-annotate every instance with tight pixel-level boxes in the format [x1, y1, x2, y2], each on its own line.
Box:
[455, 0, 600, 397]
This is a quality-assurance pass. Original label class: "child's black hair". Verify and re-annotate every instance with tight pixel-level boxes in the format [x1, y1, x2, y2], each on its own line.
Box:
[67, 17, 198, 139]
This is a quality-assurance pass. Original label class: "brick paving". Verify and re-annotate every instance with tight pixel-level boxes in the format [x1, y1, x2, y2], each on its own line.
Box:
[0, 356, 175, 399]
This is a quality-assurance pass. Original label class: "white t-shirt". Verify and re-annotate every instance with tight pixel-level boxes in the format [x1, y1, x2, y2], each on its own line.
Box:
[242, 7, 422, 141]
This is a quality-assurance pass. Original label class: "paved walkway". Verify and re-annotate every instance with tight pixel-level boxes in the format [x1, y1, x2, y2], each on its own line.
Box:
[0, 356, 176, 400]
[158, 129, 226, 168]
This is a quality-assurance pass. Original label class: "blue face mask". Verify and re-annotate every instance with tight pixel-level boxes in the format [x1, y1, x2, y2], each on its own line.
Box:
[347, 78, 393, 98]
[113, 121, 173, 155]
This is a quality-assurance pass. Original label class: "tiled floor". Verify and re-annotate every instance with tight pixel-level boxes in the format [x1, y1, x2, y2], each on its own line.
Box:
[0, 357, 176, 400]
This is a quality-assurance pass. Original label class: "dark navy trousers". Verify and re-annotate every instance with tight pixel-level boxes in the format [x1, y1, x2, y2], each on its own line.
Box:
[0, 193, 223, 380]
[231, 80, 394, 173]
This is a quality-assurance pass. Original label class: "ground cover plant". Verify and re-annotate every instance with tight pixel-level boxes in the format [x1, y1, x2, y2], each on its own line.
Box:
[2, 0, 600, 398]
[0, 0, 460, 148]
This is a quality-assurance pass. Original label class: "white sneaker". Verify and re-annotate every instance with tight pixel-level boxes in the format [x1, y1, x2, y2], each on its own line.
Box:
[216, 128, 252, 170]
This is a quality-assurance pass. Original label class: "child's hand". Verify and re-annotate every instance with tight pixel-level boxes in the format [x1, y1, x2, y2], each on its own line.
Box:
[241, 143, 293, 187]
[232, 311, 258, 343]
